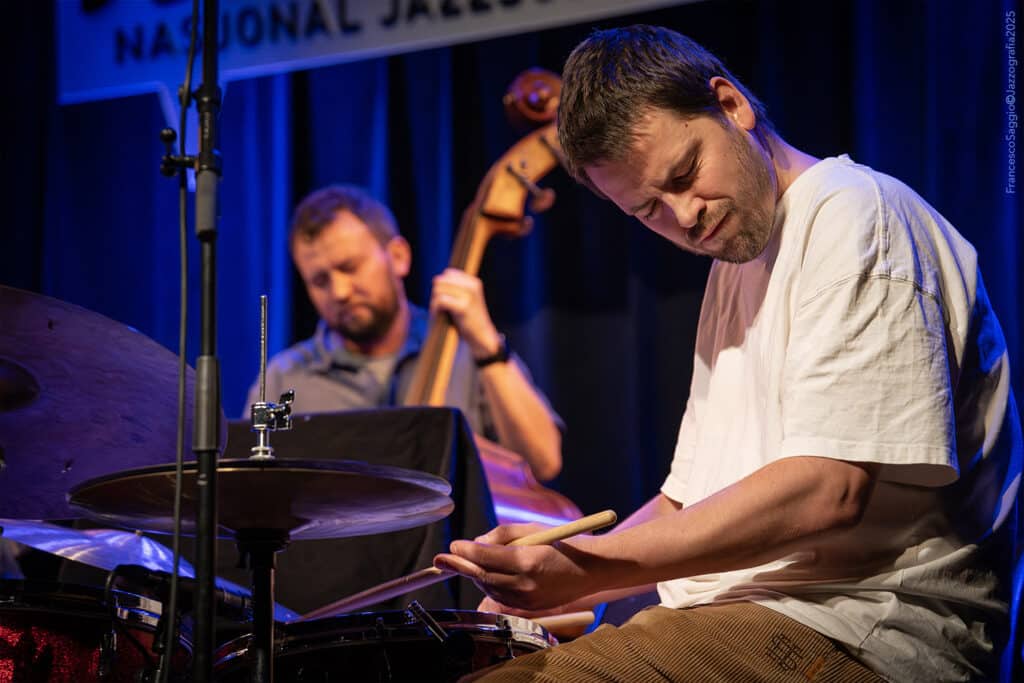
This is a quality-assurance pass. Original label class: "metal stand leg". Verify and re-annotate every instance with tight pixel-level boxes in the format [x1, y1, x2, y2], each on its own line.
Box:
[237, 530, 289, 683]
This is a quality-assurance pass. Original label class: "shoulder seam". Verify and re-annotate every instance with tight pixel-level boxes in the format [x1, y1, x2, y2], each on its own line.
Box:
[797, 272, 943, 311]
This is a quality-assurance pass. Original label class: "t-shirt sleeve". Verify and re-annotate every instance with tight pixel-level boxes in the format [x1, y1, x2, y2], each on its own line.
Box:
[661, 395, 697, 504]
[780, 268, 957, 487]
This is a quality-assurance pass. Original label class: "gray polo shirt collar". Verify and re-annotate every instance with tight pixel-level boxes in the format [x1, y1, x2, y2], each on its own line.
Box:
[307, 304, 430, 374]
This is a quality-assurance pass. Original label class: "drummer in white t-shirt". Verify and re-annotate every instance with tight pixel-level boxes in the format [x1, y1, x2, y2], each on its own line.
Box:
[435, 25, 1021, 683]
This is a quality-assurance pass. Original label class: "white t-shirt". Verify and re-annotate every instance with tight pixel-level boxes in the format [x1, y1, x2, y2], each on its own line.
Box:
[658, 155, 1021, 682]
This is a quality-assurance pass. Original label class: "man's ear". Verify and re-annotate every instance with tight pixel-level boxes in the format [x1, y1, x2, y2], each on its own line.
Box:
[709, 76, 757, 131]
[386, 235, 412, 278]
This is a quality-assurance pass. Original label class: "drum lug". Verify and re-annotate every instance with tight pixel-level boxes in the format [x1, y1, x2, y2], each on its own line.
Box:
[494, 615, 517, 660]
[97, 627, 117, 680]
[406, 600, 449, 643]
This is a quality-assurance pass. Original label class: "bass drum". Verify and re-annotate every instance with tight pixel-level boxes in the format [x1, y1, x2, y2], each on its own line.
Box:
[0, 580, 191, 682]
[214, 609, 554, 682]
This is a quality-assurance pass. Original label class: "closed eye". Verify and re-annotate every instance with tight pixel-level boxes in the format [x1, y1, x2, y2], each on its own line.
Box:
[670, 161, 701, 190]
[640, 199, 659, 220]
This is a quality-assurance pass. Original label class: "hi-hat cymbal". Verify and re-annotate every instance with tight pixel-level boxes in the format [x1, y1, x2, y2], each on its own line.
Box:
[0, 285, 225, 520]
[68, 458, 454, 541]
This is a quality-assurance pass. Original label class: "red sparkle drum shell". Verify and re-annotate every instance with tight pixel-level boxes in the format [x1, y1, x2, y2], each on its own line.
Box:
[0, 580, 191, 683]
[214, 609, 555, 682]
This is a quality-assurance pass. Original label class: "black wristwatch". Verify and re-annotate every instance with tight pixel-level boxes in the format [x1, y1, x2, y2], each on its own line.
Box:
[475, 333, 511, 368]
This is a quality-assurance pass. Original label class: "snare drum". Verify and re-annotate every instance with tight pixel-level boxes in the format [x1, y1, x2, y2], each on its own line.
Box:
[0, 580, 191, 682]
[214, 609, 555, 682]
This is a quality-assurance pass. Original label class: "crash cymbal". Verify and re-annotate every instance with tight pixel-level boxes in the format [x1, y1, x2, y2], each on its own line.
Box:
[0, 285, 225, 520]
[0, 519, 178, 573]
[68, 458, 454, 541]
[0, 519, 300, 622]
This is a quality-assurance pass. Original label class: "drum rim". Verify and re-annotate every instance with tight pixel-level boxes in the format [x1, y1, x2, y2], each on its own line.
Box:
[0, 578, 194, 649]
[214, 609, 555, 669]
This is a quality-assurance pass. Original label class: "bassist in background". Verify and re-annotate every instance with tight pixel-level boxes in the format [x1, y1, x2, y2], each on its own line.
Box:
[245, 184, 563, 482]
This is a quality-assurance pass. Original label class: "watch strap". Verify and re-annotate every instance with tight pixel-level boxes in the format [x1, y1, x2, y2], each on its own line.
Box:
[474, 333, 510, 368]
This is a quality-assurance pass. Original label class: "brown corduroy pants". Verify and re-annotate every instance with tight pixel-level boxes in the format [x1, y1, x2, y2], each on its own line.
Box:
[463, 602, 885, 682]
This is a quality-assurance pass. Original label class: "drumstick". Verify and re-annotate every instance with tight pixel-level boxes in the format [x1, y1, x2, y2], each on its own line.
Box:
[301, 510, 617, 621]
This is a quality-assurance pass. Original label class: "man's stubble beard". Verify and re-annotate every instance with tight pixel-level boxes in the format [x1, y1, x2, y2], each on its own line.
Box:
[713, 126, 777, 264]
[333, 281, 402, 346]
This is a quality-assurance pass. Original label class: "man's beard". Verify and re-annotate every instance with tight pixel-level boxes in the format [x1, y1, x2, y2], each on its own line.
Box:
[712, 125, 777, 264]
[333, 288, 401, 346]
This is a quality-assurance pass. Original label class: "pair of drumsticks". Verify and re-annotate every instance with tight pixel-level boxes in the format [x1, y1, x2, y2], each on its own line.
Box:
[301, 510, 618, 635]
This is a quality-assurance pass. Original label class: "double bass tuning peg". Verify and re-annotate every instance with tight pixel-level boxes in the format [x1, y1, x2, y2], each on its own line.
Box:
[505, 164, 556, 213]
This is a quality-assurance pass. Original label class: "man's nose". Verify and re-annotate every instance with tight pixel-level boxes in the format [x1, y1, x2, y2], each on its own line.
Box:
[663, 193, 706, 230]
[329, 272, 353, 300]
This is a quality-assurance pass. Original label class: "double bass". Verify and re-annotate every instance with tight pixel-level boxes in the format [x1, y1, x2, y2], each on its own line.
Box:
[402, 69, 582, 526]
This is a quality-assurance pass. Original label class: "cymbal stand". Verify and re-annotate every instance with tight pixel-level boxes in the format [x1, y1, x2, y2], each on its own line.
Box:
[236, 529, 289, 683]
[250, 294, 294, 461]
[242, 293, 295, 683]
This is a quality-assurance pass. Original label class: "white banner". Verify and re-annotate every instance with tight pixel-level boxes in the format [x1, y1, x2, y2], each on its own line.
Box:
[58, 0, 691, 106]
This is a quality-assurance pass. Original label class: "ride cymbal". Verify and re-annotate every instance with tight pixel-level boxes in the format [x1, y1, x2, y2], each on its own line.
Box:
[0, 285, 224, 520]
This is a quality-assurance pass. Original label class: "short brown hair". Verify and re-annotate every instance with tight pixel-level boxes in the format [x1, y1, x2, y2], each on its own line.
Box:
[557, 25, 774, 186]
[290, 185, 399, 248]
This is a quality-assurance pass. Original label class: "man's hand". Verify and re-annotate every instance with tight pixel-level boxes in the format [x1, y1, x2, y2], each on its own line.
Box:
[429, 267, 563, 482]
[433, 523, 601, 611]
[429, 268, 502, 359]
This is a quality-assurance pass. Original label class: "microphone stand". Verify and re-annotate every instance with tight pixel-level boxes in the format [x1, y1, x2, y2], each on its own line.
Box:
[193, 0, 222, 679]
[157, 0, 222, 675]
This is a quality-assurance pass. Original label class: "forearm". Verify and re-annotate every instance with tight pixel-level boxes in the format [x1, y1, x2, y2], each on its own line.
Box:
[478, 361, 562, 481]
[557, 583, 662, 613]
[553, 497, 678, 607]
[611, 491, 682, 533]
[439, 456, 878, 611]
[579, 456, 878, 593]
[556, 493, 679, 605]
[553, 494, 680, 607]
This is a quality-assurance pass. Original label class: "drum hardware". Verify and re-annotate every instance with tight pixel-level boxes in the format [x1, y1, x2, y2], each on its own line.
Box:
[0, 580, 192, 683]
[100, 569, 168, 683]
[213, 609, 557, 682]
[147, 607, 176, 683]
[406, 600, 491, 679]
[107, 563, 257, 623]
[248, 390, 293, 461]
[99, 562, 255, 682]
[406, 599, 449, 643]
[97, 623, 117, 680]
[249, 295, 293, 462]
[149, 3, 226, 677]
